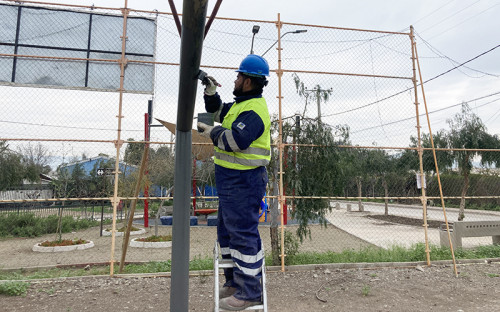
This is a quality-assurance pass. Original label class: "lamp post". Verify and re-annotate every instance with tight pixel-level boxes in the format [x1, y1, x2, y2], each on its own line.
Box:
[250, 25, 260, 54]
[261, 29, 307, 57]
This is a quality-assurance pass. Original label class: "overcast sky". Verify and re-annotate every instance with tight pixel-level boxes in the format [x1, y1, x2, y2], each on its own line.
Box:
[49, 0, 500, 132]
[2, 0, 499, 166]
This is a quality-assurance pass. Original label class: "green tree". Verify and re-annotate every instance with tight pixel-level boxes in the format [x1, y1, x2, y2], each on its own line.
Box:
[284, 118, 344, 241]
[363, 149, 397, 215]
[148, 146, 175, 191]
[399, 131, 453, 174]
[446, 103, 500, 220]
[0, 141, 25, 190]
[124, 138, 144, 166]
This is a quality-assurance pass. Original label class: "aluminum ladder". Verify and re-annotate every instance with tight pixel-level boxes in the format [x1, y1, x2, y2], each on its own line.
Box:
[213, 240, 268, 312]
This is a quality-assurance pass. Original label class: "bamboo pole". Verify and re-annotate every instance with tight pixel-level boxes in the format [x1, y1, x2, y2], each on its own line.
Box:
[118, 143, 149, 273]
[276, 13, 286, 272]
[409, 26, 431, 266]
[414, 36, 458, 277]
[109, 0, 130, 277]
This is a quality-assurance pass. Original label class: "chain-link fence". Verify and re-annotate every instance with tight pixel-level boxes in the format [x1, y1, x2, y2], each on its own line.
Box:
[1, 1, 499, 273]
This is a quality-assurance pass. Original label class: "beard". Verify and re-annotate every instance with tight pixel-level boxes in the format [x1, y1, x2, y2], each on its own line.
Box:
[233, 84, 245, 97]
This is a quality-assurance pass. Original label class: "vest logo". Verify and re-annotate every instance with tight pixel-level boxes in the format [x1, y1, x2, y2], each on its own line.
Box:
[236, 122, 246, 130]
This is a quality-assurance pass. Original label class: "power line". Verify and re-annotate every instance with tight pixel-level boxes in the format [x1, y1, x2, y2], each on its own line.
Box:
[427, 3, 500, 41]
[412, 0, 457, 25]
[351, 92, 500, 134]
[419, 0, 481, 34]
[417, 34, 500, 78]
[0, 120, 143, 132]
[323, 43, 500, 117]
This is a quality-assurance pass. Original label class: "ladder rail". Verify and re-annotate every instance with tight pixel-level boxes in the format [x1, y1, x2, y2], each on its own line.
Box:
[214, 240, 267, 312]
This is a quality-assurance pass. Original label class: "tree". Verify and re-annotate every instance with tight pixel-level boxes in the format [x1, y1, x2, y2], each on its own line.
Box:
[0, 141, 25, 190]
[124, 138, 144, 166]
[18, 142, 51, 182]
[284, 118, 345, 240]
[446, 103, 500, 220]
[363, 149, 397, 215]
[148, 146, 175, 191]
[399, 131, 453, 175]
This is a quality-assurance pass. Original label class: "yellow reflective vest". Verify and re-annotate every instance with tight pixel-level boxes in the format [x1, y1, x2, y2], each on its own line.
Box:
[214, 97, 271, 170]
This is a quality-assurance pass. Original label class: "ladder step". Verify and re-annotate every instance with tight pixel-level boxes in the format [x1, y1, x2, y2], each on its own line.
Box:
[218, 259, 234, 268]
[220, 305, 264, 311]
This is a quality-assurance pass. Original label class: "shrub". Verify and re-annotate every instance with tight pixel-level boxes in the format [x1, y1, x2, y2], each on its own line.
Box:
[0, 281, 30, 296]
[273, 230, 300, 265]
[0, 213, 99, 238]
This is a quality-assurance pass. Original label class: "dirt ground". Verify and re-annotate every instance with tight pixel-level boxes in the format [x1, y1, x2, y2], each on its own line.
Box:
[2, 261, 500, 312]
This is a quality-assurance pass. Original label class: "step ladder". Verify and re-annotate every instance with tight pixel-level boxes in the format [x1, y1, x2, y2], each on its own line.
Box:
[213, 240, 268, 312]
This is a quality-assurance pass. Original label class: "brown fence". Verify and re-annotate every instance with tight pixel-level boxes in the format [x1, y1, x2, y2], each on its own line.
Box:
[1, 0, 499, 274]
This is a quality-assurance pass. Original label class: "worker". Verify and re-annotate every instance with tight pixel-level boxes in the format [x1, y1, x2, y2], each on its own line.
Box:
[197, 54, 270, 311]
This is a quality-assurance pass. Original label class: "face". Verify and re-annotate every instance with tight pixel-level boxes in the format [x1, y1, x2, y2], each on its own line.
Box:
[233, 73, 247, 95]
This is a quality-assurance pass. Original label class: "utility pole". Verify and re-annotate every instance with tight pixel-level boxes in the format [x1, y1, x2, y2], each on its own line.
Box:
[305, 86, 332, 125]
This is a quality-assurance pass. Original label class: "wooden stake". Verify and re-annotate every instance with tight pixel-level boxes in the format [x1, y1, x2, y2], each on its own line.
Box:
[276, 13, 286, 273]
[119, 143, 150, 273]
[409, 26, 431, 266]
[413, 32, 458, 277]
[109, 0, 129, 277]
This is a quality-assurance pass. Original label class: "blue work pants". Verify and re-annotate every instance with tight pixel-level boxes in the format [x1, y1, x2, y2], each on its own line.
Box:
[215, 164, 268, 301]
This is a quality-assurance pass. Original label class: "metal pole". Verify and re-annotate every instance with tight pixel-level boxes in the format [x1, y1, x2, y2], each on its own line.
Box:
[144, 113, 149, 228]
[170, 1, 208, 311]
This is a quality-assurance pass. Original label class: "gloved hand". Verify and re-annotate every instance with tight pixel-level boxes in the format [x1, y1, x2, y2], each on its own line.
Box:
[197, 122, 214, 139]
[203, 76, 218, 96]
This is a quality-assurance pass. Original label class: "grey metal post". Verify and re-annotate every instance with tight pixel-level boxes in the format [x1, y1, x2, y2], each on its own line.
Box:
[170, 1, 208, 312]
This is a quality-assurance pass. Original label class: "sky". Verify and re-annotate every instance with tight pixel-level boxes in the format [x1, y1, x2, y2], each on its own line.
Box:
[1, 0, 499, 167]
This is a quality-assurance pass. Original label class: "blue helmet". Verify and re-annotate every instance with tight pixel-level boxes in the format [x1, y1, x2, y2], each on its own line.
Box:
[236, 54, 270, 77]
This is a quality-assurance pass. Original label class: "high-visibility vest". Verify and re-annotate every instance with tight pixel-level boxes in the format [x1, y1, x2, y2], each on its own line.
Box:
[214, 97, 271, 170]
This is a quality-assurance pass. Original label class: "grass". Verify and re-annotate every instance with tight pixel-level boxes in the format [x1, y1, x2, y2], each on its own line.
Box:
[278, 243, 500, 266]
[1, 244, 499, 281]
[361, 285, 371, 296]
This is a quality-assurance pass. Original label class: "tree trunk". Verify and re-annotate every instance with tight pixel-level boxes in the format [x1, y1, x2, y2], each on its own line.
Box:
[383, 179, 389, 216]
[458, 166, 470, 221]
[356, 177, 363, 212]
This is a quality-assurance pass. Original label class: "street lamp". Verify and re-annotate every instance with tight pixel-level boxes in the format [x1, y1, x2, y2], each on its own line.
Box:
[250, 25, 260, 54]
[261, 29, 307, 57]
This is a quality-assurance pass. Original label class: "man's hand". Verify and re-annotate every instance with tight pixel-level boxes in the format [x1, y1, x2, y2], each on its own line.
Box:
[197, 122, 214, 139]
[203, 76, 219, 96]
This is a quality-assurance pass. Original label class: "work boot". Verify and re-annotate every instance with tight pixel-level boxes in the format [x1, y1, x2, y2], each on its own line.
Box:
[219, 286, 237, 299]
[219, 295, 261, 311]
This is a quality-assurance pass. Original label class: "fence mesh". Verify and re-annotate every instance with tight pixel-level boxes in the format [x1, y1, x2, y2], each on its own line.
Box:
[0, 1, 499, 272]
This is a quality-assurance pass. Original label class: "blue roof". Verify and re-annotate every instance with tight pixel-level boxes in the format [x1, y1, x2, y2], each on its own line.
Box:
[59, 156, 137, 177]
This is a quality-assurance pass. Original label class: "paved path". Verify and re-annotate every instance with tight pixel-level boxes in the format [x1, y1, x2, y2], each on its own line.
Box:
[325, 201, 500, 249]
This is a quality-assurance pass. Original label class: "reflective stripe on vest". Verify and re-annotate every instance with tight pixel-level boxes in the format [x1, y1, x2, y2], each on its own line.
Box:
[214, 97, 271, 170]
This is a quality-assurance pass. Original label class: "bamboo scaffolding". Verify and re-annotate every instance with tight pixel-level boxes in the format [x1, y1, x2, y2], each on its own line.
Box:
[119, 143, 149, 273]
[3, 195, 500, 205]
[276, 13, 286, 273]
[414, 35, 458, 277]
[108, 0, 129, 277]
[2, 136, 500, 154]
[410, 26, 431, 266]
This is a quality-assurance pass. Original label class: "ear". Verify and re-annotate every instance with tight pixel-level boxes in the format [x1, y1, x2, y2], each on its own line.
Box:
[243, 77, 253, 91]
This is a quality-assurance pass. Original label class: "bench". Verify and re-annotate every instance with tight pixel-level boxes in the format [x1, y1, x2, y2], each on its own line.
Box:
[439, 220, 500, 249]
